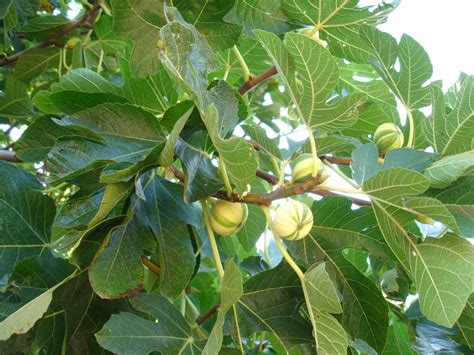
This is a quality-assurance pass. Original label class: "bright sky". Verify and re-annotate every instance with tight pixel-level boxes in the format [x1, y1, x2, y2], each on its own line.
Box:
[368, 0, 474, 89]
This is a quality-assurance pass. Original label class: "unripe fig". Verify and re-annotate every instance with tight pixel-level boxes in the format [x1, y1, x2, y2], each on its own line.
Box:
[319, 167, 329, 183]
[291, 153, 327, 183]
[272, 200, 313, 241]
[39, 0, 54, 11]
[209, 200, 248, 236]
[65, 37, 81, 49]
[374, 123, 404, 155]
[416, 214, 433, 224]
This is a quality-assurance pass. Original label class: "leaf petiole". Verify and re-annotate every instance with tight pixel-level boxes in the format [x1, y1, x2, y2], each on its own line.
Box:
[323, 160, 359, 189]
[307, 126, 319, 178]
[218, 158, 233, 198]
[315, 185, 363, 194]
[232, 45, 251, 82]
[406, 109, 415, 147]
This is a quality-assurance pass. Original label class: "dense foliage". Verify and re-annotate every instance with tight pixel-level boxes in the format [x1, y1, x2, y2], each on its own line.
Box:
[0, 1, 473, 354]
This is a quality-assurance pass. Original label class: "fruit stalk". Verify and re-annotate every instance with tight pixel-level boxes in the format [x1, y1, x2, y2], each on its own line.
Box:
[201, 200, 245, 354]
[261, 206, 319, 348]
[200, 200, 225, 280]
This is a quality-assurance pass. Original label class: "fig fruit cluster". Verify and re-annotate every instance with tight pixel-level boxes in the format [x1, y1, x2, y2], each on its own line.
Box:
[209, 198, 314, 241]
[209, 152, 323, 240]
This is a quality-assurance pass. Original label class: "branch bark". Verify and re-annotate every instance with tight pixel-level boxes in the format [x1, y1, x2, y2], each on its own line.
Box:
[320, 155, 352, 165]
[214, 175, 321, 206]
[256, 169, 279, 185]
[245, 138, 353, 166]
[170, 166, 370, 206]
[0, 2, 102, 66]
[238, 66, 278, 96]
[196, 302, 220, 325]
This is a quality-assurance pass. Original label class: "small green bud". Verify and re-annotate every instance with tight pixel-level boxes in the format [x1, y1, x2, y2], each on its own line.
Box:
[65, 37, 81, 49]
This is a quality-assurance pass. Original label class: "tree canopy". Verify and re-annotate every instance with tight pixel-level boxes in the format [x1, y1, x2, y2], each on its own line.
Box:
[0, 1, 473, 354]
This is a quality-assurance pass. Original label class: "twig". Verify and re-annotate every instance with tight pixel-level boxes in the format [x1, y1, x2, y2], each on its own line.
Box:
[170, 166, 369, 206]
[170, 166, 185, 181]
[256, 169, 279, 185]
[214, 175, 321, 206]
[173, 164, 280, 190]
[196, 302, 220, 325]
[141, 255, 161, 275]
[320, 155, 352, 165]
[246, 139, 260, 151]
[0, 1, 102, 66]
[238, 66, 278, 96]
[141, 256, 197, 294]
[245, 138, 353, 166]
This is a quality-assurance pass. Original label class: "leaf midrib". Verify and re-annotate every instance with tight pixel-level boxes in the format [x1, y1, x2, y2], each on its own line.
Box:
[371, 199, 451, 324]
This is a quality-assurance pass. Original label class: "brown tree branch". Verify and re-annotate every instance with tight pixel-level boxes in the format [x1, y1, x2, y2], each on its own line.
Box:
[170, 166, 369, 206]
[256, 169, 279, 185]
[244, 138, 353, 166]
[196, 302, 220, 325]
[214, 175, 321, 206]
[141, 255, 161, 275]
[238, 66, 278, 96]
[170, 166, 185, 181]
[2, 152, 366, 206]
[0, 1, 102, 66]
[320, 155, 353, 165]
[171, 165, 282, 191]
